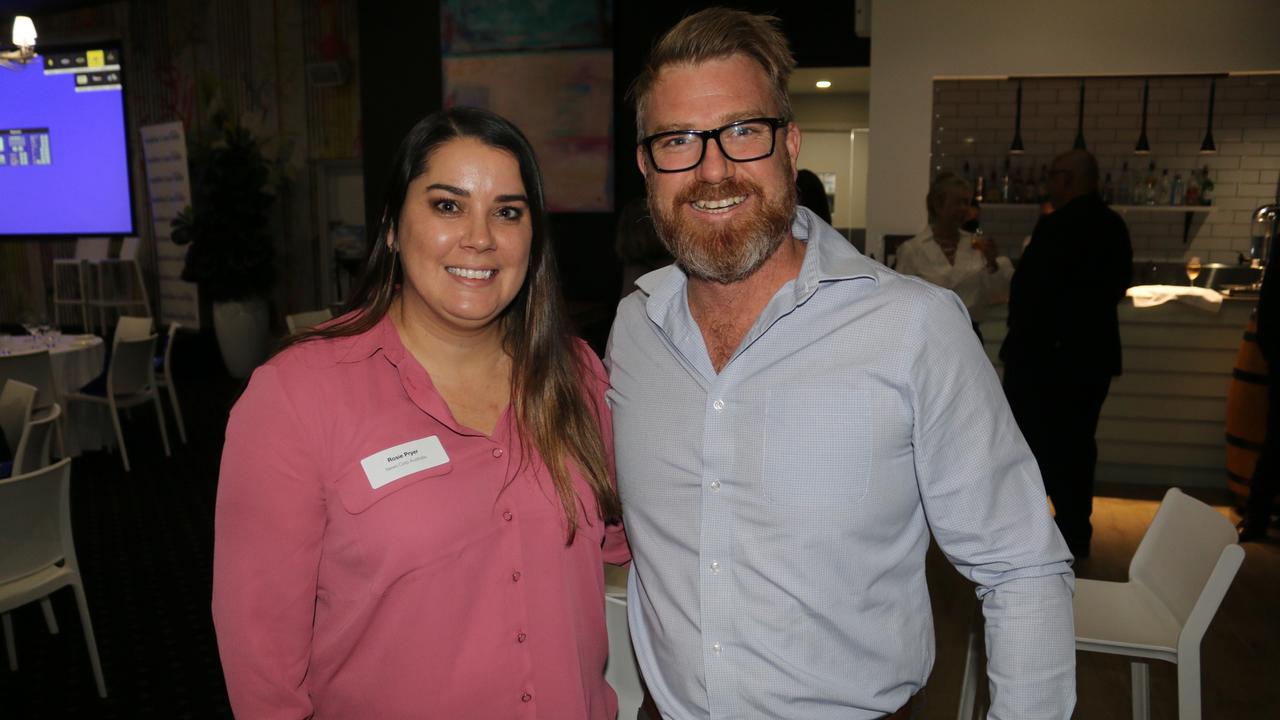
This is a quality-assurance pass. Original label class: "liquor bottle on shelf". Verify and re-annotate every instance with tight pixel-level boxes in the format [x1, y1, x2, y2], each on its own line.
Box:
[1000, 158, 1011, 203]
[1022, 165, 1037, 204]
[1116, 161, 1132, 205]
[1184, 170, 1201, 206]
[974, 171, 986, 203]
[1101, 172, 1114, 204]
[1157, 169, 1172, 206]
[1199, 166, 1214, 205]
[1144, 162, 1158, 205]
[1170, 173, 1185, 206]
[1037, 165, 1049, 203]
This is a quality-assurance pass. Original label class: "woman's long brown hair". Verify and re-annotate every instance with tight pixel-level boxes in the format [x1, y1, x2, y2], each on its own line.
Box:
[280, 107, 621, 541]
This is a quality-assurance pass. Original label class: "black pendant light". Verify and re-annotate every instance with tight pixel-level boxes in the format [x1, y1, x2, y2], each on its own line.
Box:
[1135, 79, 1151, 154]
[1009, 80, 1025, 155]
[1200, 78, 1217, 154]
[1072, 79, 1087, 150]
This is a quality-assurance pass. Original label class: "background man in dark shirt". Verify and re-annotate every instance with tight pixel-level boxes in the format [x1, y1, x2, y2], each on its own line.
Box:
[1001, 149, 1133, 558]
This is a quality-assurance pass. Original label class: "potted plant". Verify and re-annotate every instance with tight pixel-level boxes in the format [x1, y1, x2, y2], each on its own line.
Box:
[171, 114, 278, 378]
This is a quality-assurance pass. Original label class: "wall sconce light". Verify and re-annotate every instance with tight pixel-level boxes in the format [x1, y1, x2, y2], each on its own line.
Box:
[1008, 80, 1025, 155]
[1, 15, 37, 69]
[1199, 78, 1217, 154]
[1072, 79, 1087, 150]
[815, 80, 831, 89]
[1134, 79, 1151, 155]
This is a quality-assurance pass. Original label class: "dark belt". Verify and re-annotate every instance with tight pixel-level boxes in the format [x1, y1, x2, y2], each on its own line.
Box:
[880, 695, 914, 720]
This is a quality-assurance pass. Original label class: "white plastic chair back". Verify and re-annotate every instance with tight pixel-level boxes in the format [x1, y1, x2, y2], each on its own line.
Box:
[162, 322, 180, 376]
[115, 315, 153, 341]
[108, 335, 159, 397]
[0, 380, 37, 454]
[0, 350, 59, 410]
[13, 404, 61, 476]
[1129, 488, 1241, 627]
[286, 308, 334, 334]
[119, 236, 141, 260]
[0, 459, 72, 585]
[604, 594, 644, 720]
[73, 237, 111, 261]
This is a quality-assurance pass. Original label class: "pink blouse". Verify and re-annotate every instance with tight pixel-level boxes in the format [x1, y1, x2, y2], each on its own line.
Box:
[212, 314, 629, 719]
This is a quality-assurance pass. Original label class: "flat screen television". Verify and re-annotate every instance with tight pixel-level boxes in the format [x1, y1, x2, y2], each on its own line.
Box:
[0, 41, 135, 237]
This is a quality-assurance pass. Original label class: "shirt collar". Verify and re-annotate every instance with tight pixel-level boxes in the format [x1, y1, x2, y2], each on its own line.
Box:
[334, 310, 406, 365]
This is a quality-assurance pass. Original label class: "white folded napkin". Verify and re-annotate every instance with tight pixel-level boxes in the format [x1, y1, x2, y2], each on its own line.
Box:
[1126, 284, 1224, 312]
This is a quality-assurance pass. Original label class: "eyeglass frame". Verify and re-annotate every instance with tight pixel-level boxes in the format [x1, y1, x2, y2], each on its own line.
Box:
[638, 117, 791, 173]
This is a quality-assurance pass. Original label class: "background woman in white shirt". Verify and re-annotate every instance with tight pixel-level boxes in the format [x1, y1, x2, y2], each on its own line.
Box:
[895, 171, 1014, 341]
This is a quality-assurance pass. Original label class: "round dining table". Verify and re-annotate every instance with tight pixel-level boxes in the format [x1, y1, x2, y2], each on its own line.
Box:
[1, 333, 107, 395]
[1, 333, 107, 456]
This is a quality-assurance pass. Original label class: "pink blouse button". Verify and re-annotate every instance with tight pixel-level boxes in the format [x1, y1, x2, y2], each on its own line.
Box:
[521, 692, 532, 702]
[517, 632, 527, 643]
[512, 571, 522, 582]
[502, 511, 513, 521]
[492, 447, 504, 458]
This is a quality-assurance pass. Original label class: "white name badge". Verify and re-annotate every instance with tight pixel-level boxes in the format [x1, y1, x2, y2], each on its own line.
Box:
[360, 436, 450, 490]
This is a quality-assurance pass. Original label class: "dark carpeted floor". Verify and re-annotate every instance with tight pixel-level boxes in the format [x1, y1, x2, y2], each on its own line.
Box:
[1, 331, 239, 720]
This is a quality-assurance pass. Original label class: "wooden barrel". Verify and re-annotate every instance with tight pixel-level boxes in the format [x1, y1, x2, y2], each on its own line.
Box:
[1226, 309, 1269, 499]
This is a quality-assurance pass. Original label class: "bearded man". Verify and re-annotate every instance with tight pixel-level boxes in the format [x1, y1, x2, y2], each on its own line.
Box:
[605, 8, 1078, 720]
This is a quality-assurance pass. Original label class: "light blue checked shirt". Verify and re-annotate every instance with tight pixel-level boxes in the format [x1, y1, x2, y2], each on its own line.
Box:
[606, 208, 1076, 720]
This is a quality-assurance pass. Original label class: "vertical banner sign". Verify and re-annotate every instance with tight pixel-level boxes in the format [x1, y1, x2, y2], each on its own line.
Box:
[140, 121, 200, 330]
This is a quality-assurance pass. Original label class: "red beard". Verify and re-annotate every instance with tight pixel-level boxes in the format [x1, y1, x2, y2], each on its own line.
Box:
[648, 173, 796, 284]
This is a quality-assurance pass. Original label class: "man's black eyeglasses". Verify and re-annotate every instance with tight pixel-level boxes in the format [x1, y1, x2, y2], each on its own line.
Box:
[640, 117, 789, 173]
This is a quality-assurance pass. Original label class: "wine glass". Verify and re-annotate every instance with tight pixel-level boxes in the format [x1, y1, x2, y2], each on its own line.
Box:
[1185, 256, 1202, 287]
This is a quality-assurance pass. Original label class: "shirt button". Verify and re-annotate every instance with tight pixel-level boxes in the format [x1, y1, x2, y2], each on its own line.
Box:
[517, 632, 527, 643]
[502, 511, 513, 521]
[709, 480, 721, 490]
[512, 571, 522, 582]
[492, 447, 503, 458]
[712, 642, 722, 655]
[521, 692, 532, 702]
[712, 399, 725, 411]
[710, 561, 720, 573]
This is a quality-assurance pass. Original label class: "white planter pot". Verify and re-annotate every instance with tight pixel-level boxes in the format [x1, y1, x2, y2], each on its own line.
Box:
[212, 298, 270, 379]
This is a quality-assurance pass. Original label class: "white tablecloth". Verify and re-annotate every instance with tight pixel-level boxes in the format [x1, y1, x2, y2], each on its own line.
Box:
[0, 334, 108, 455]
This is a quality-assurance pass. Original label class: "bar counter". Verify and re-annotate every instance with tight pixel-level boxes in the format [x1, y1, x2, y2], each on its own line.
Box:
[978, 294, 1258, 489]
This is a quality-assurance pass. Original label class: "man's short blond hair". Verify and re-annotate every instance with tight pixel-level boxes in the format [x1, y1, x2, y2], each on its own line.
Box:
[627, 7, 796, 142]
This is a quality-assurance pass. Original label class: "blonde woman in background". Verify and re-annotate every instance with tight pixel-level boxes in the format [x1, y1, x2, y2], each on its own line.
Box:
[896, 171, 1014, 340]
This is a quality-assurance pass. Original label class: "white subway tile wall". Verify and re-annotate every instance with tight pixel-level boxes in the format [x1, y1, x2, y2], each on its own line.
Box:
[930, 76, 1280, 264]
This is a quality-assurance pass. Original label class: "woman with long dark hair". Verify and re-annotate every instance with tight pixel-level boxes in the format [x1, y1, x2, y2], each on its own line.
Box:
[212, 107, 627, 719]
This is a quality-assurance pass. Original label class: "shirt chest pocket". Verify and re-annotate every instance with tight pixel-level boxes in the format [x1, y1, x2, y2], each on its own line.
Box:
[762, 389, 872, 507]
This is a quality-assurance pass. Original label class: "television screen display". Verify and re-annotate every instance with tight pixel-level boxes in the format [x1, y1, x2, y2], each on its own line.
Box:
[0, 41, 134, 237]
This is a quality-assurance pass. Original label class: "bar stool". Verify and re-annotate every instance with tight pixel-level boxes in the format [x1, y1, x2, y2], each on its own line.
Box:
[51, 238, 110, 333]
[88, 237, 151, 332]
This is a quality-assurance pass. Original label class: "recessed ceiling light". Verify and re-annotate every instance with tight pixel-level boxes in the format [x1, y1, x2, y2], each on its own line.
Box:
[815, 80, 832, 89]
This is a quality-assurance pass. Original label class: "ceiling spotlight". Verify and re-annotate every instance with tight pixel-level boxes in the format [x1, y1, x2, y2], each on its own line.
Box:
[815, 80, 832, 89]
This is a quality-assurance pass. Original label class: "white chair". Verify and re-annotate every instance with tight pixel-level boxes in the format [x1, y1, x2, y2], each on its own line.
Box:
[1, 380, 37, 476]
[605, 592, 644, 720]
[11, 404, 61, 477]
[89, 237, 151, 333]
[65, 334, 170, 472]
[0, 458, 107, 697]
[154, 322, 186, 444]
[1074, 488, 1245, 720]
[52, 237, 110, 332]
[0, 350, 66, 460]
[955, 612, 985, 720]
[114, 314, 153, 341]
[285, 308, 334, 334]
